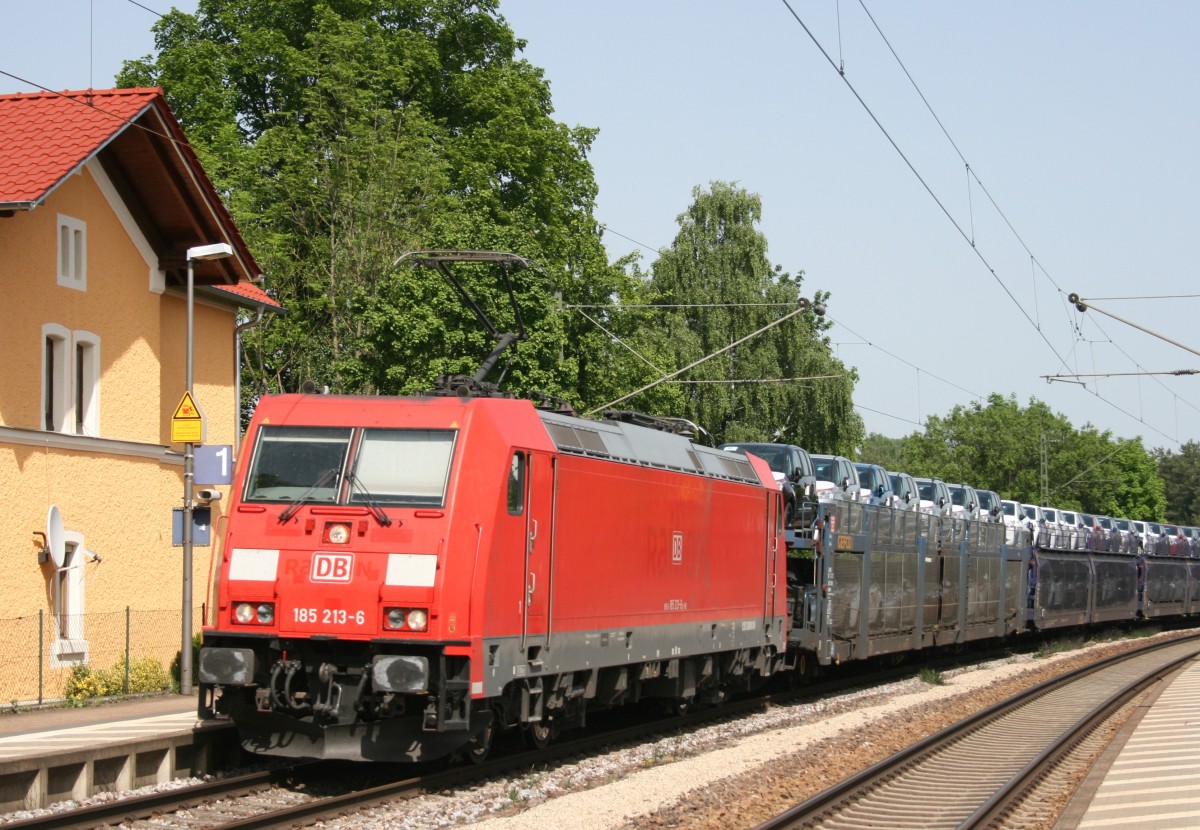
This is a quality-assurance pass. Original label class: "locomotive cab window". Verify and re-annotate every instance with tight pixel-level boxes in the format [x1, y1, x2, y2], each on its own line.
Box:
[507, 451, 526, 515]
[244, 426, 352, 501]
[351, 429, 456, 506]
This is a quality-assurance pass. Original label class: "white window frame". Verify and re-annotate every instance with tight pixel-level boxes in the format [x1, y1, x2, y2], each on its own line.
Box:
[42, 323, 71, 432]
[73, 331, 100, 437]
[56, 214, 87, 291]
[42, 325, 101, 436]
[51, 529, 89, 667]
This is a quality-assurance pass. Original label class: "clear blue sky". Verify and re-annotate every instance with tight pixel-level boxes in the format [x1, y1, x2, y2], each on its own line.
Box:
[6, 1, 1200, 449]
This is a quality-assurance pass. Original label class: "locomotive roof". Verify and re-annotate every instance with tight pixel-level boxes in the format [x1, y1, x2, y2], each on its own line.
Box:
[538, 410, 766, 487]
[249, 394, 771, 489]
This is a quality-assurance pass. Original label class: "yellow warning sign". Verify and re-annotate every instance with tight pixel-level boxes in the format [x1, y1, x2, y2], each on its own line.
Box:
[171, 391, 206, 444]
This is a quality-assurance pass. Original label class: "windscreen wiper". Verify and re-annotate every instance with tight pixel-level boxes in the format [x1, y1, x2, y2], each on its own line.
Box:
[347, 471, 393, 527]
[278, 468, 340, 524]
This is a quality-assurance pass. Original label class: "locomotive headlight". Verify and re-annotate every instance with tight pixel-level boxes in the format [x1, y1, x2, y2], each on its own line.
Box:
[406, 608, 428, 631]
[383, 607, 429, 631]
[325, 522, 351, 545]
[234, 602, 274, 625]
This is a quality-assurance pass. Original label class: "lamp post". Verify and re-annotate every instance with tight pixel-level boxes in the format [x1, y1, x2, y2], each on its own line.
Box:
[182, 242, 233, 695]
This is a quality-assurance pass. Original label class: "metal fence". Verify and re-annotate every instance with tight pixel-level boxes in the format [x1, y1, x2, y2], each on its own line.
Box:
[0, 606, 203, 707]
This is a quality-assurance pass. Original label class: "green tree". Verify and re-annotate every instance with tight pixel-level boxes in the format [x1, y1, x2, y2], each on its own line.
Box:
[901, 393, 1165, 519]
[634, 182, 861, 452]
[119, 0, 629, 408]
[859, 433, 907, 469]
[1155, 441, 1200, 525]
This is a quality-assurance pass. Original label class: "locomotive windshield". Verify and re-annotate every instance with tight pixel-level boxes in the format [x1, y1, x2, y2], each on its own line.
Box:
[350, 429, 455, 506]
[245, 426, 352, 502]
[243, 425, 456, 507]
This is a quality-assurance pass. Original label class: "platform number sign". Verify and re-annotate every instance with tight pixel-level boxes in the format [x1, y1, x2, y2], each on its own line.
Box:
[195, 445, 233, 485]
[672, 531, 684, 564]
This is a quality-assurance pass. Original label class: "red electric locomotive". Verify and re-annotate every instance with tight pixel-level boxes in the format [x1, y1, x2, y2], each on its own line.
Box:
[198, 392, 788, 762]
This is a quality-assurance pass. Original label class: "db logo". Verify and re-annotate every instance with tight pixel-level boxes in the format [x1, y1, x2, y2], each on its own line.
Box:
[311, 552, 354, 583]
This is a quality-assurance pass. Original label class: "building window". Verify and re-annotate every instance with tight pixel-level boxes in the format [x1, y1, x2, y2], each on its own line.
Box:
[57, 214, 87, 290]
[42, 324, 71, 432]
[73, 332, 100, 436]
[51, 530, 89, 667]
[42, 324, 100, 436]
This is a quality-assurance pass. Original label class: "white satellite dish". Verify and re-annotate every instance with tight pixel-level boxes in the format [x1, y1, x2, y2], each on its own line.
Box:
[46, 505, 65, 568]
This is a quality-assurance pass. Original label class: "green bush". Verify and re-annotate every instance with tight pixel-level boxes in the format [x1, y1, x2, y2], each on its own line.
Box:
[918, 667, 945, 686]
[64, 663, 110, 702]
[63, 655, 172, 703]
[170, 631, 204, 687]
[105, 656, 171, 694]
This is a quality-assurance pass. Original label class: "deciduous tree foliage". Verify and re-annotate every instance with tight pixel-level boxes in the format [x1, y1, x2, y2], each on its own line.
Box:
[1154, 441, 1200, 525]
[900, 393, 1165, 519]
[642, 182, 862, 453]
[859, 433, 907, 470]
[119, 0, 628, 408]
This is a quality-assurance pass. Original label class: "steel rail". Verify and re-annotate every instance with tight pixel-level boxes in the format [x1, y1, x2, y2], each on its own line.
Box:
[752, 634, 1200, 830]
[6, 634, 1165, 830]
[1, 765, 304, 830]
[960, 658, 1188, 829]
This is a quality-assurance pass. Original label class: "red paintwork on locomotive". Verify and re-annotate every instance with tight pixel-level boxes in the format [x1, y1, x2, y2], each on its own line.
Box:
[211, 393, 786, 700]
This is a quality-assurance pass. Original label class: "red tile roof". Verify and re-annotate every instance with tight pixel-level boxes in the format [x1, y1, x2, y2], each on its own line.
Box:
[209, 280, 283, 310]
[1, 87, 274, 307]
[0, 87, 159, 207]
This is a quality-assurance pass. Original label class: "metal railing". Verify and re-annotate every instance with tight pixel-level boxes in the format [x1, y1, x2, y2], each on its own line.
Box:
[0, 605, 204, 707]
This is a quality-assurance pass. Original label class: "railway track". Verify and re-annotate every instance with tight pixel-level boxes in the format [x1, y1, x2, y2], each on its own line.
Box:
[6, 642, 988, 830]
[7, 632, 1177, 830]
[753, 633, 1200, 830]
[2, 687, 786, 830]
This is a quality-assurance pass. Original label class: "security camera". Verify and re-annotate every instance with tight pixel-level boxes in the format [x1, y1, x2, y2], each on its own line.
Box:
[196, 488, 223, 503]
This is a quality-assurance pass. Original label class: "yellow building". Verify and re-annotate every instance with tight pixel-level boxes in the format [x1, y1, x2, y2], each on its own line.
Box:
[0, 87, 279, 704]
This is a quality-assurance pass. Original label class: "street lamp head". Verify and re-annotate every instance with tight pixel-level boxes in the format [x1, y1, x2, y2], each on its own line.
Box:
[187, 242, 234, 261]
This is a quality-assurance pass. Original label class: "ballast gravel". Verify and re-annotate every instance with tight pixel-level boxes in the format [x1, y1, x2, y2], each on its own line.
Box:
[2, 631, 1185, 829]
[316, 631, 1189, 830]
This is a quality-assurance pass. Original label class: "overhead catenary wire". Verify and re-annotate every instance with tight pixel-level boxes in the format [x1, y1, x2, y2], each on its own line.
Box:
[569, 301, 963, 426]
[666, 375, 842, 385]
[565, 302, 794, 309]
[573, 308, 668, 376]
[826, 314, 983, 402]
[8, 12, 1049, 443]
[1070, 294, 1200, 361]
[585, 301, 817, 415]
[1043, 370, 1200, 379]
[853, 402, 925, 428]
[600, 224, 659, 255]
[125, 0, 166, 17]
[1075, 311, 1200, 420]
[1083, 294, 1200, 301]
[777, 0, 1057, 361]
[0, 68, 195, 155]
[777, 0, 1185, 446]
[833, 0, 1188, 423]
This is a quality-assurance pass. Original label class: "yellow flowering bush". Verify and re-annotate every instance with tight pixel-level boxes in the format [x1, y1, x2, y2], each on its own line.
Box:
[106, 656, 171, 694]
[63, 656, 171, 702]
[64, 664, 109, 701]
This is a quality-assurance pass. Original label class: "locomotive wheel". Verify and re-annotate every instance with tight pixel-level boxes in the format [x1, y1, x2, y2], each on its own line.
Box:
[465, 719, 495, 764]
[667, 697, 693, 716]
[522, 719, 557, 750]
